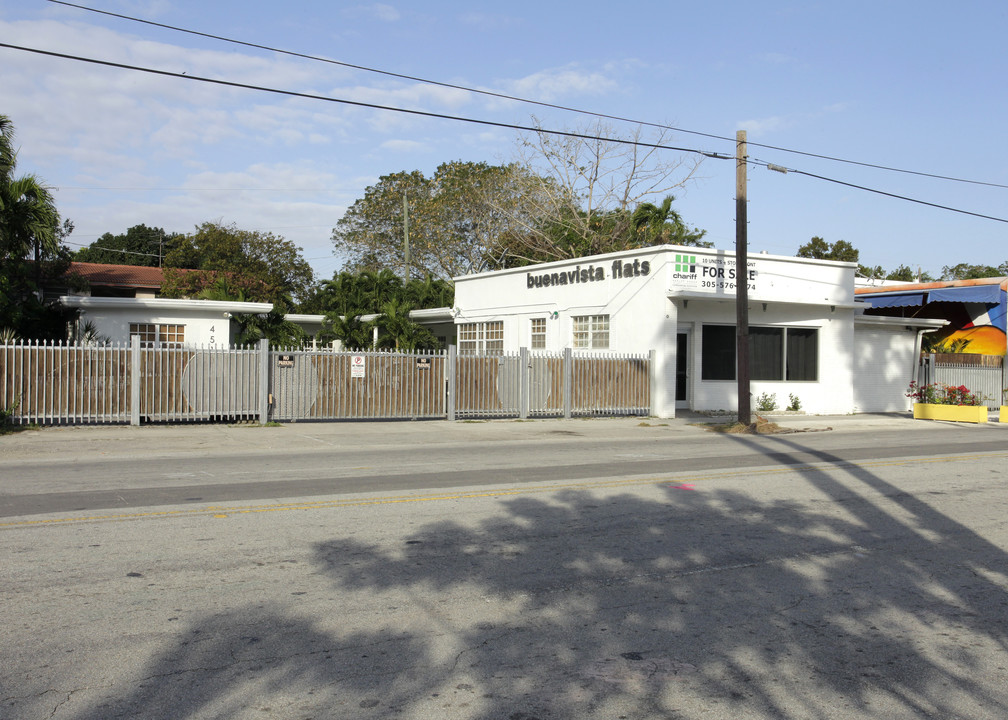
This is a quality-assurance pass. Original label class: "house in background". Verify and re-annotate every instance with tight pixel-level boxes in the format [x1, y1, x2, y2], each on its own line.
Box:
[856, 278, 1007, 354]
[63, 262, 164, 298]
[60, 295, 272, 347]
[56, 262, 273, 346]
[55, 262, 456, 348]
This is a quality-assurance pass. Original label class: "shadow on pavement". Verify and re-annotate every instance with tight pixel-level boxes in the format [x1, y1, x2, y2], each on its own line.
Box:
[63, 434, 1008, 719]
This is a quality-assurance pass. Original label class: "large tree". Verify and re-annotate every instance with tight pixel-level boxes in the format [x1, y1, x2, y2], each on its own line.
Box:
[0, 114, 72, 340]
[503, 121, 705, 265]
[332, 161, 545, 279]
[75, 224, 180, 267]
[162, 221, 315, 309]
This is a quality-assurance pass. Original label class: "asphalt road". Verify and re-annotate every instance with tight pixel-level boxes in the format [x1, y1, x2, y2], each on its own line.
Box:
[2, 415, 1008, 719]
[2, 413, 1006, 517]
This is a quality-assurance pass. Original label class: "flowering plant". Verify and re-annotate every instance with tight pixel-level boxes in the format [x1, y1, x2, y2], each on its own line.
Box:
[906, 381, 982, 406]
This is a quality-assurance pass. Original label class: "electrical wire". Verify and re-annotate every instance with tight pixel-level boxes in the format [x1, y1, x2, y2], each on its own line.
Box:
[749, 158, 1008, 224]
[45, 0, 1008, 191]
[5, 41, 1004, 225]
[0, 42, 731, 159]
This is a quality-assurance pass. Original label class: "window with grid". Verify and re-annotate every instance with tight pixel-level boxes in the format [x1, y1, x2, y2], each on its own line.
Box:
[130, 323, 186, 348]
[530, 318, 547, 349]
[572, 314, 609, 349]
[457, 321, 504, 354]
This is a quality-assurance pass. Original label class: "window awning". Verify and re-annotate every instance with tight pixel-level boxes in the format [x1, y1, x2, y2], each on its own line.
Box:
[861, 284, 1004, 308]
[928, 285, 1002, 303]
[862, 292, 925, 308]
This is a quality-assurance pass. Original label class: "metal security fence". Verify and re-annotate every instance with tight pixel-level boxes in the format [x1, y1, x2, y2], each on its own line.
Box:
[270, 348, 446, 421]
[0, 340, 131, 424]
[452, 348, 653, 420]
[917, 353, 1006, 409]
[1, 340, 653, 426]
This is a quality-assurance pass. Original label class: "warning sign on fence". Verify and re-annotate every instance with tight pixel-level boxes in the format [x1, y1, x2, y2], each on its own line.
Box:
[350, 355, 366, 378]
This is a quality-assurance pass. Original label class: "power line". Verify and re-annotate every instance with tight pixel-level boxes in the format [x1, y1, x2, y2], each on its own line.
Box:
[750, 158, 1008, 224]
[0, 42, 731, 160]
[4, 42, 1005, 225]
[46, 0, 1008, 191]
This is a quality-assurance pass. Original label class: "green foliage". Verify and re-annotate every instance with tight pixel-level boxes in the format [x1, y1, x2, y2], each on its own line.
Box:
[755, 392, 778, 412]
[787, 394, 802, 412]
[631, 196, 711, 248]
[885, 264, 935, 282]
[333, 162, 543, 279]
[315, 270, 453, 316]
[75, 224, 180, 267]
[374, 298, 438, 351]
[940, 262, 1008, 281]
[0, 397, 19, 433]
[796, 236, 859, 263]
[313, 270, 451, 351]
[232, 309, 307, 348]
[0, 114, 73, 340]
[163, 221, 315, 307]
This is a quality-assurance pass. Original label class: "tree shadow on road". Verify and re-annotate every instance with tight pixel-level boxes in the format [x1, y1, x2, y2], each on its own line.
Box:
[63, 435, 1008, 719]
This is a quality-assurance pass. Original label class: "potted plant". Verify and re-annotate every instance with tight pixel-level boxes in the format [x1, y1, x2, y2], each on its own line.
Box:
[906, 382, 988, 424]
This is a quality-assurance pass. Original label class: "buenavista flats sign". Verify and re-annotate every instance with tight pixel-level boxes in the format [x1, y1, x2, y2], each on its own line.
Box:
[527, 258, 651, 289]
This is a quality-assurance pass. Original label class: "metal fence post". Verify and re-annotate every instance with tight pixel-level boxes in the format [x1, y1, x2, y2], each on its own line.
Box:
[648, 349, 656, 416]
[446, 344, 456, 421]
[130, 335, 140, 426]
[563, 347, 572, 420]
[519, 346, 529, 420]
[258, 339, 270, 425]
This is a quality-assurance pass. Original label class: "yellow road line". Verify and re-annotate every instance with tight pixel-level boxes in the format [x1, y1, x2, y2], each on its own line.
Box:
[2, 451, 1005, 528]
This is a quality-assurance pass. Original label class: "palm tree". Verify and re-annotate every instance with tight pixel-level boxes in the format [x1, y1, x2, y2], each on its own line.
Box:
[631, 195, 710, 248]
[0, 115, 60, 264]
[375, 299, 437, 350]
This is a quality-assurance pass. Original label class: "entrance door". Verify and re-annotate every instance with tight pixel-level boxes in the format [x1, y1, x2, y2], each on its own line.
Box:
[675, 331, 690, 409]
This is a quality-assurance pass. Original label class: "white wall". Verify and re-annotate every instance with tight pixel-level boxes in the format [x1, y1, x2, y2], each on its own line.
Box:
[63, 297, 272, 347]
[852, 319, 921, 412]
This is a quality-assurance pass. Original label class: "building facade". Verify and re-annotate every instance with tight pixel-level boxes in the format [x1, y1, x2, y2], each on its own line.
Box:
[453, 246, 943, 418]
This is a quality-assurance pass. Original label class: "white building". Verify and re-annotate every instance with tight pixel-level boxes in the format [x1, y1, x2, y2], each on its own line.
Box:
[60, 296, 272, 347]
[452, 245, 944, 418]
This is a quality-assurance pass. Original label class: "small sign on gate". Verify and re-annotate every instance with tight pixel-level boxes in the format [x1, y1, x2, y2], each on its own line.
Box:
[415, 357, 431, 370]
[350, 354, 366, 378]
[278, 354, 295, 368]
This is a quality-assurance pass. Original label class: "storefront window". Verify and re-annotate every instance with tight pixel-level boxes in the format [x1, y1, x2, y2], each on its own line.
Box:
[701, 324, 818, 381]
[701, 325, 735, 380]
[786, 327, 818, 381]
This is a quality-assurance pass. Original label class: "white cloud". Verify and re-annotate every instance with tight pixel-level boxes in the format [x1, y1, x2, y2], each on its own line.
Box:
[344, 4, 401, 22]
[379, 139, 427, 153]
[507, 64, 620, 102]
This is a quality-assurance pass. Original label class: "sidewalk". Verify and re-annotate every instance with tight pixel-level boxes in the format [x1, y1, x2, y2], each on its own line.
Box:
[0, 411, 923, 465]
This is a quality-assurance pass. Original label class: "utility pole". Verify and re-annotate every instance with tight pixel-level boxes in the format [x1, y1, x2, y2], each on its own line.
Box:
[403, 191, 410, 283]
[735, 130, 751, 426]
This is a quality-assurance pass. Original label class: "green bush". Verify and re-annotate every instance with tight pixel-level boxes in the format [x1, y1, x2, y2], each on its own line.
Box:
[755, 392, 778, 412]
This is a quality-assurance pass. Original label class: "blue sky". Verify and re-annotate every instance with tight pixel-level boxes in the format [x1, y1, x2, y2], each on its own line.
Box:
[2, 0, 1007, 282]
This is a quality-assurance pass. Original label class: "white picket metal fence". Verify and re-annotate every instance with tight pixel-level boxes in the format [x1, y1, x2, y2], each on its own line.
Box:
[1, 340, 653, 426]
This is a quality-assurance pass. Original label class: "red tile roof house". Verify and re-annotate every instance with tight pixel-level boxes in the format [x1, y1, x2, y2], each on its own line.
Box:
[59, 262, 272, 347]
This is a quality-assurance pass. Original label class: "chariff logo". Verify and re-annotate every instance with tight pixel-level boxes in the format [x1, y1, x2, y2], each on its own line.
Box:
[675, 254, 696, 273]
